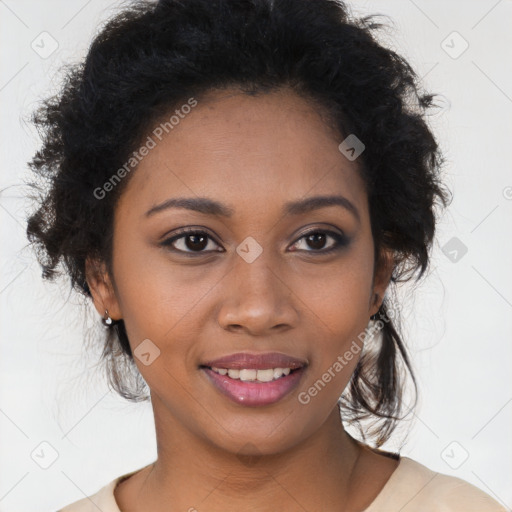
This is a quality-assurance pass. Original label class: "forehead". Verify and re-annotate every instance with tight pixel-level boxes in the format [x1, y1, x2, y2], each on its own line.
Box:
[117, 88, 368, 220]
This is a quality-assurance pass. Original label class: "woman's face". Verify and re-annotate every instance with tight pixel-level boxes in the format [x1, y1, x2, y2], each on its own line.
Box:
[88, 88, 392, 456]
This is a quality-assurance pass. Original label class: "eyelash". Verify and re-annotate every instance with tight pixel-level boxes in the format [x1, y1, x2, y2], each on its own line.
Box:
[160, 227, 350, 256]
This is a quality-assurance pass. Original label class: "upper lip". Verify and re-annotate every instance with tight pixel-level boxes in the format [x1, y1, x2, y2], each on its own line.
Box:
[200, 352, 308, 370]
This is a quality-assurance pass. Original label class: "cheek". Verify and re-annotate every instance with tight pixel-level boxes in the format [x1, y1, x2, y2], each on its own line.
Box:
[295, 252, 374, 401]
[297, 251, 374, 333]
[111, 234, 211, 343]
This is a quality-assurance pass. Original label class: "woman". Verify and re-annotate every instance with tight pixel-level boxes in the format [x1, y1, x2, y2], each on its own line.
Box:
[25, 0, 506, 510]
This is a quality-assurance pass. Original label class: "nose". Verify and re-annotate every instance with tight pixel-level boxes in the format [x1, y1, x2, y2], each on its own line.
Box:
[217, 251, 299, 336]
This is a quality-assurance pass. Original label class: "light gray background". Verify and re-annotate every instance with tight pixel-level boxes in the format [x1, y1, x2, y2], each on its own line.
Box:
[1, 1, 511, 510]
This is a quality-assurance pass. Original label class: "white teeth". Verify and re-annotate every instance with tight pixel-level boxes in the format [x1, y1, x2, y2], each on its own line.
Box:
[227, 369, 239, 379]
[239, 369, 257, 381]
[274, 367, 290, 379]
[255, 369, 274, 382]
[211, 366, 295, 382]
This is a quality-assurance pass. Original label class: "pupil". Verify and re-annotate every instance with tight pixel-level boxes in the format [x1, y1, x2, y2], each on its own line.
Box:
[307, 233, 326, 250]
[186, 234, 207, 251]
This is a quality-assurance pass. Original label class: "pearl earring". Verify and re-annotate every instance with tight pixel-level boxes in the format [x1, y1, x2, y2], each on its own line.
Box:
[102, 309, 113, 326]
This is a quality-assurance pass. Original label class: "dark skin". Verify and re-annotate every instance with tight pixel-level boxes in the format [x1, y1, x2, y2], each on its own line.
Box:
[86, 88, 399, 512]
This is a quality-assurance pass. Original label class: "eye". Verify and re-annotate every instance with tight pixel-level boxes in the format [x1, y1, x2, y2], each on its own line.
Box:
[289, 229, 349, 253]
[161, 227, 349, 255]
[161, 228, 223, 254]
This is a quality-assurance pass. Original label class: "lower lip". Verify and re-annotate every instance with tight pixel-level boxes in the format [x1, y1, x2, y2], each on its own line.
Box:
[201, 367, 306, 407]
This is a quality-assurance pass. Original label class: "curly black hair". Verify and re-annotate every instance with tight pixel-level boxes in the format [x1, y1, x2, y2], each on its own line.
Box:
[25, 0, 451, 447]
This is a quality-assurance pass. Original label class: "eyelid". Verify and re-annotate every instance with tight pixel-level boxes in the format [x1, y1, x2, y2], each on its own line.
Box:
[160, 224, 349, 255]
[290, 226, 348, 253]
[295, 225, 345, 239]
[160, 226, 224, 253]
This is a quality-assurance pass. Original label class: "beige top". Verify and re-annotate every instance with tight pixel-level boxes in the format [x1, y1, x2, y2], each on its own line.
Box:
[57, 456, 507, 512]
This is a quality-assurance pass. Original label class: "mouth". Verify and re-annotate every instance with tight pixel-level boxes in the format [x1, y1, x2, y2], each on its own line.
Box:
[198, 352, 308, 407]
[200, 365, 303, 382]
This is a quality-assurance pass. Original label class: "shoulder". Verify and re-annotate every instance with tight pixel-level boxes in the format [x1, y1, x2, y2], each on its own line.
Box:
[56, 479, 119, 512]
[366, 456, 507, 512]
[55, 468, 141, 512]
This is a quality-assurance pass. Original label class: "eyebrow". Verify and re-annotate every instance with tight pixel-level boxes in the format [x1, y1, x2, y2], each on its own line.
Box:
[145, 194, 360, 223]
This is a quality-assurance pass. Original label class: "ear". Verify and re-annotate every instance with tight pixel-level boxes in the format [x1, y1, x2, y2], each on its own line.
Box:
[369, 247, 395, 318]
[85, 256, 122, 321]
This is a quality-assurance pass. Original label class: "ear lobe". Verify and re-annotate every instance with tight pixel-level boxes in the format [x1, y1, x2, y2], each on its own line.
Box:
[370, 248, 395, 315]
[85, 257, 122, 321]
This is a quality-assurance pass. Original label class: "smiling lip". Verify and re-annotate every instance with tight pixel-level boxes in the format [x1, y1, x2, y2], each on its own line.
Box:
[201, 366, 306, 406]
[200, 352, 308, 370]
[199, 352, 308, 407]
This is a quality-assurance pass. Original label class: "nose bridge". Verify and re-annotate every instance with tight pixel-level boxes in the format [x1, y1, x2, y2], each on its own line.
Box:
[218, 246, 296, 333]
[237, 251, 279, 300]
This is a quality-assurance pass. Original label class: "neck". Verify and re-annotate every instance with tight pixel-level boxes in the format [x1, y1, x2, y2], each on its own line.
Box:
[133, 398, 364, 512]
